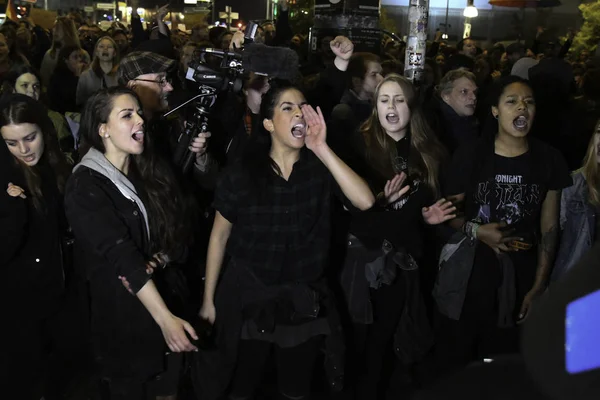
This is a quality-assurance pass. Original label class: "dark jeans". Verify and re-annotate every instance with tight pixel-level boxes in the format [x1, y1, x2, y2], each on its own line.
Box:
[229, 337, 321, 399]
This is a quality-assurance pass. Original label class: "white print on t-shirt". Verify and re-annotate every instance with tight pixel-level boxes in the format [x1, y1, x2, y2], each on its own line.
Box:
[475, 175, 541, 225]
[390, 180, 420, 211]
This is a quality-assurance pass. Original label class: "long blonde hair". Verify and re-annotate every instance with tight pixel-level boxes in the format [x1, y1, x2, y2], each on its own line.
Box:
[50, 17, 81, 58]
[582, 119, 600, 207]
[360, 74, 447, 196]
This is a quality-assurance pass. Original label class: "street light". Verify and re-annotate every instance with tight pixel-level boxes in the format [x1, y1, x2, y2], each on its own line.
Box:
[463, 0, 478, 18]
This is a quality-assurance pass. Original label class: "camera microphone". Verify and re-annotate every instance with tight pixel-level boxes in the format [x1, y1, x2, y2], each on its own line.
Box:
[241, 43, 299, 81]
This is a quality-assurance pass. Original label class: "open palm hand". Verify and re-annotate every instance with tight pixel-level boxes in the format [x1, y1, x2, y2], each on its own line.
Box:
[422, 198, 457, 225]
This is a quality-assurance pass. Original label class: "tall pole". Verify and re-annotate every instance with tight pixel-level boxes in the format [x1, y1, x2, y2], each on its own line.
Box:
[444, 0, 449, 35]
[463, 17, 471, 38]
[212, 0, 216, 24]
[404, 0, 430, 85]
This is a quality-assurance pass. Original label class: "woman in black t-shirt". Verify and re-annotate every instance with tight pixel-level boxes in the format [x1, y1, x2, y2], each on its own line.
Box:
[438, 76, 572, 372]
[337, 74, 454, 399]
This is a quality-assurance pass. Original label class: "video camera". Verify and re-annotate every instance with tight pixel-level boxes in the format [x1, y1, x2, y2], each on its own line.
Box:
[184, 21, 259, 95]
[169, 22, 260, 173]
[170, 21, 299, 172]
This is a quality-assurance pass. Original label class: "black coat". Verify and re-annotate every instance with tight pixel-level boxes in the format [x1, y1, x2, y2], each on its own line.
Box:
[0, 156, 65, 318]
[0, 152, 66, 397]
[426, 95, 479, 155]
[64, 166, 166, 379]
[48, 69, 79, 114]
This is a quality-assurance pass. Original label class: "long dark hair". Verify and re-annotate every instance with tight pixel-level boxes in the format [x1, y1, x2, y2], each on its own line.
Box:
[50, 17, 81, 57]
[55, 45, 82, 76]
[0, 65, 41, 96]
[482, 75, 535, 140]
[0, 94, 71, 211]
[242, 79, 298, 186]
[361, 74, 447, 196]
[78, 87, 192, 254]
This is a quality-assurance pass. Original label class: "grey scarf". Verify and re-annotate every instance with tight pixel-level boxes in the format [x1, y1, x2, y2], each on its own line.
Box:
[74, 148, 150, 240]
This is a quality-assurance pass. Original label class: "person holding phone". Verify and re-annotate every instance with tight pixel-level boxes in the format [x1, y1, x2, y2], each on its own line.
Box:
[437, 76, 571, 373]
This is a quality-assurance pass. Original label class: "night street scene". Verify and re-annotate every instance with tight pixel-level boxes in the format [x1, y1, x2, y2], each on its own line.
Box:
[1, 0, 600, 399]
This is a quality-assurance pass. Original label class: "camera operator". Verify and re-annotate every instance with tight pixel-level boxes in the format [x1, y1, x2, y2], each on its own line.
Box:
[200, 31, 354, 188]
[118, 51, 215, 180]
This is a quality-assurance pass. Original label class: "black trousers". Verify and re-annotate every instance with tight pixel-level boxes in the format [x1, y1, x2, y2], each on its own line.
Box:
[229, 337, 320, 399]
[99, 353, 183, 400]
[354, 274, 407, 400]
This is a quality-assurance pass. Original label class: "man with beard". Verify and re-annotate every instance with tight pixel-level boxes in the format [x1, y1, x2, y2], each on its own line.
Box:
[118, 51, 214, 175]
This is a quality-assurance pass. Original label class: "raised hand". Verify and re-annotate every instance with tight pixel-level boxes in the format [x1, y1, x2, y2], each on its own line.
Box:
[301, 104, 327, 151]
[330, 36, 354, 61]
[230, 31, 245, 50]
[156, 4, 169, 21]
[422, 198, 457, 225]
[7, 183, 26, 199]
[381, 173, 410, 205]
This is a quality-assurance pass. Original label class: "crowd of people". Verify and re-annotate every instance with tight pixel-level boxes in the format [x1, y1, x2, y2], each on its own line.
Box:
[1, 1, 599, 400]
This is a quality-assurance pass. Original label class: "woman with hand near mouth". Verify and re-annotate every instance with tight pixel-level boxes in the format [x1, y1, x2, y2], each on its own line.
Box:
[437, 76, 572, 373]
[76, 36, 120, 108]
[64, 87, 197, 399]
[552, 120, 600, 282]
[335, 74, 453, 399]
[199, 80, 375, 399]
[0, 94, 71, 399]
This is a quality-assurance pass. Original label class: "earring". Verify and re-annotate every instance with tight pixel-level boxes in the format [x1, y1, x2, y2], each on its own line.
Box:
[104, 133, 110, 138]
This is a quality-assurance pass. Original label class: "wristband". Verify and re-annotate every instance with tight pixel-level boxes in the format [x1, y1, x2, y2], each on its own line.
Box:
[471, 222, 480, 240]
[463, 221, 480, 240]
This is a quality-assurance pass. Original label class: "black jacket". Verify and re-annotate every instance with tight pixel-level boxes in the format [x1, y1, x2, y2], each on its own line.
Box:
[48, 69, 79, 114]
[64, 166, 166, 379]
[426, 95, 479, 155]
[1, 155, 65, 319]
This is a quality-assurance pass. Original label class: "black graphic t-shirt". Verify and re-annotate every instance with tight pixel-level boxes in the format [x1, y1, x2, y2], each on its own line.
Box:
[445, 138, 572, 304]
[474, 153, 542, 241]
[445, 138, 572, 241]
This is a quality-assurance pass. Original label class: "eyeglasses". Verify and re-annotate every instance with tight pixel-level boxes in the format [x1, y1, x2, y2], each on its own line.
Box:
[133, 77, 171, 87]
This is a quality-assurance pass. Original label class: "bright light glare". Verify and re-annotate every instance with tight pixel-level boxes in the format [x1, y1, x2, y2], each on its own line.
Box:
[463, 5, 478, 18]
